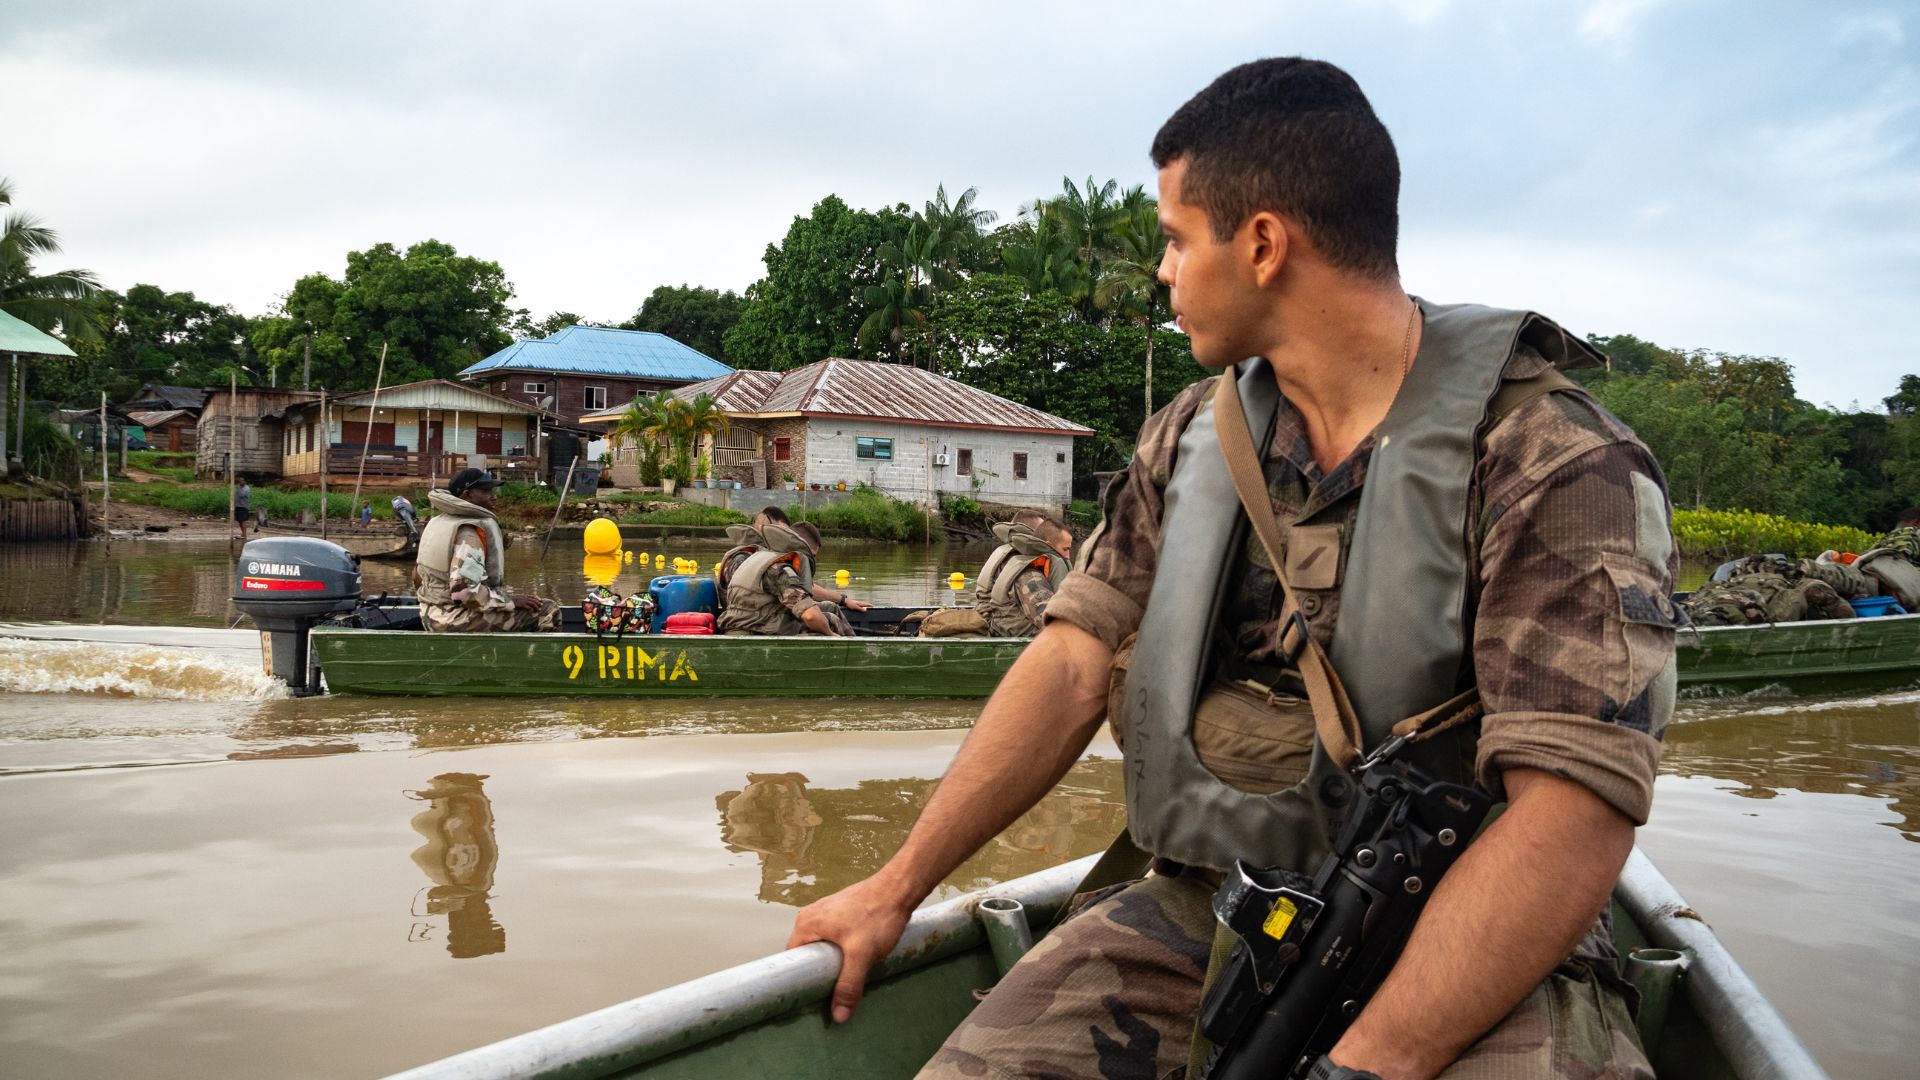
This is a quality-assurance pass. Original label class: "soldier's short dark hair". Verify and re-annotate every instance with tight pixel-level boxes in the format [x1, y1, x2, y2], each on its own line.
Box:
[757, 505, 790, 525]
[1897, 507, 1920, 528]
[1151, 58, 1400, 280]
[791, 521, 823, 551]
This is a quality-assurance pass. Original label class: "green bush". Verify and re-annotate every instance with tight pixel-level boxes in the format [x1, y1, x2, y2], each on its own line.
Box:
[20, 411, 81, 485]
[126, 450, 195, 481]
[113, 481, 377, 520]
[1671, 508, 1878, 561]
[802, 485, 932, 541]
[495, 481, 559, 508]
[1068, 498, 1101, 528]
[940, 494, 980, 519]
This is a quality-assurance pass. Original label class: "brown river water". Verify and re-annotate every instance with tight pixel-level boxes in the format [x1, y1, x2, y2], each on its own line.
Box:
[0, 539, 1914, 1078]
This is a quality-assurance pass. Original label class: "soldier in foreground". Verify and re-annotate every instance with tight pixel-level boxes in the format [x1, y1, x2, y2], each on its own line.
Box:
[790, 58, 1678, 1079]
[412, 467, 560, 633]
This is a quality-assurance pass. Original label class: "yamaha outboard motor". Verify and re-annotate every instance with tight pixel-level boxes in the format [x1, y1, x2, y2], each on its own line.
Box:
[391, 494, 419, 539]
[231, 537, 362, 695]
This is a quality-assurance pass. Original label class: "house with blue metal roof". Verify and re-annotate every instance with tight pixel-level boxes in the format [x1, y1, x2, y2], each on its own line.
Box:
[459, 325, 732, 423]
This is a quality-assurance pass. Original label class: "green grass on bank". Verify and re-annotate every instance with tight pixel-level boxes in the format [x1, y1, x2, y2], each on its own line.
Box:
[112, 481, 395, 521]
[619, 503, 747, 527]
[125, 450, 196, 482]
[800, 485, 932, 541]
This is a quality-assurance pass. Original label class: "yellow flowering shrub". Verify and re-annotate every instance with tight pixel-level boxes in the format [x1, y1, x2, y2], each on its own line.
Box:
[1670, 508, 1877, 561]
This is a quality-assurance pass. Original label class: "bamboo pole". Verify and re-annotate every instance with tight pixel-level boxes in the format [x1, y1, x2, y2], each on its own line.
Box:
[99, 390, 109, 535]
[14, 353, 26, 468]
[349, 342, 388, 526]
[319, 389, 329, 540]
[227, 372, 237, 539]
[541, 456, 578, 560]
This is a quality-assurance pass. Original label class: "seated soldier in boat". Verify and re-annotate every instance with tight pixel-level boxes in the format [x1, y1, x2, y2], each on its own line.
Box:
[717, 506, 872, 615]
[975, 511, 1073, 637]
[717, 520, 851, 636]
[412, 468, 561, 633]
[1681, 555, 1853, 626]
[922, 511, 1074, 638]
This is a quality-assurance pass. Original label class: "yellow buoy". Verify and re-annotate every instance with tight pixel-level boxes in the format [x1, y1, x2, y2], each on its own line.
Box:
[949, 572, 967, 590]
[834, 569, 851, 585]
[582, 553, 622, 586]
[583, 516, 622, 556]
[654, 554, 665, 569]
[624, 550, 634, 563]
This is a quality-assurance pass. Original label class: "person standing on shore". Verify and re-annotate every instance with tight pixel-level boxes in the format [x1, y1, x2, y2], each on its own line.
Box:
[234, 478, 251, 540]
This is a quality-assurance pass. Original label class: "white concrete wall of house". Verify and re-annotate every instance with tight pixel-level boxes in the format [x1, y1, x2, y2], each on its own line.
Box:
[802, 420, 1076, 509]
[671, 487, 857, 514]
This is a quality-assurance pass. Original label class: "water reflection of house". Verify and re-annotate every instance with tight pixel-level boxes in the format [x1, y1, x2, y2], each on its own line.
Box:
[278, 379, 574, 488]
[584, 359, 1091, 510]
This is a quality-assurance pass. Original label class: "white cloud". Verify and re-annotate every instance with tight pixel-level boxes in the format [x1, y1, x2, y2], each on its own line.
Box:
[1579, 0, 1666, 50]
[1836, 12, 1905, 47]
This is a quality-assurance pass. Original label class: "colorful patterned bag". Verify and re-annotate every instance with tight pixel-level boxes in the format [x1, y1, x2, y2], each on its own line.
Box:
[582, 586, 654, 639]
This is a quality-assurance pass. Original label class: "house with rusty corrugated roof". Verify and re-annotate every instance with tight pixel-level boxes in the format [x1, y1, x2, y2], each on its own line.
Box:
[458, 325, 732, 423]
[584, 358, 1092, 511]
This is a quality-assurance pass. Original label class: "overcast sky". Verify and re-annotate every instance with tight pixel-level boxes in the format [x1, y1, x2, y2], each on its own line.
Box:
[6, 1, 1915, 407]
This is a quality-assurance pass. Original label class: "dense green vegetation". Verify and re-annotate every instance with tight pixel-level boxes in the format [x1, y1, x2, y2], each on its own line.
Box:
[798, 485, 932, 542]
[1670, 509, 1877, 562]
[618, 502, 746, 527]
[11, 175, 1920, 536]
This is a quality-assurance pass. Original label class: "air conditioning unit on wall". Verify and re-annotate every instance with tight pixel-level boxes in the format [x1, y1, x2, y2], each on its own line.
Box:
[933, 453, 950, 467]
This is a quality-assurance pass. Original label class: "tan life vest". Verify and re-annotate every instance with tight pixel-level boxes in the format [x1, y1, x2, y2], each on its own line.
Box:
[972, 522, 1056, 621]
[717, 525, 815, 635]
[1116, 301, 1625, 873]
[716, 524, 766, 601]
[986, 552, 1070, 637]
[414, 489, 507, 607]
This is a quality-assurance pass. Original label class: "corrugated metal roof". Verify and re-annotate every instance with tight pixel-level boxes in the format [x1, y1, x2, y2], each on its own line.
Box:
[332, 379, 544, 415]
[459, 325, 733, 382]
[0, 310, 77, 357]
[681, 359, 1092, 436]
[127, 409, 192, 428]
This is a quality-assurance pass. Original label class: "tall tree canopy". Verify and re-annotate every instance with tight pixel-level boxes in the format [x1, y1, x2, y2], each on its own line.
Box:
[252, 239, 520, 392]
[722, 196, 902, 370]
[620, 285, 743, 362]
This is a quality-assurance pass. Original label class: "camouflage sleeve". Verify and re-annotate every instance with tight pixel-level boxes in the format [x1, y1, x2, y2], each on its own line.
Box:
[773, 565, 819, 619]
[1471, 391, 1680, 826]
[1014, 566, 1059, 625]
[1045, 382, 1216, 650]
[449, 525, 514, 612]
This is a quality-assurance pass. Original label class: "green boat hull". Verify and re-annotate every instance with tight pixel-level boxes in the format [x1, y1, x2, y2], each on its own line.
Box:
[382, 849, 1825, 1080]
[1675, 612, 1920, 696]
[315, 611, 1920, 698]
[311, 627, 1029, 697]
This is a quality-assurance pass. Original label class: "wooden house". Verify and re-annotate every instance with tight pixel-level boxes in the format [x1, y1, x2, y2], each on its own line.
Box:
[279, 379, 570, 487]
[195, 386, 320, 480]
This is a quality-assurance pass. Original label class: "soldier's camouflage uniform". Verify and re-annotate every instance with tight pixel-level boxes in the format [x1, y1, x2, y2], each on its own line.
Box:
[416, 529, 561, 633]
[919, 346, 1676, 1080]
[1868, 525, 1920, 562]
[1001, 563, 1061, 636]
[1681, 557, 1856, 626]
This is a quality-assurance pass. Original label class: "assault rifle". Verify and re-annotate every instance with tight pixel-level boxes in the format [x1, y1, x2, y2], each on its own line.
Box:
[1194, 734, 1493, 1080]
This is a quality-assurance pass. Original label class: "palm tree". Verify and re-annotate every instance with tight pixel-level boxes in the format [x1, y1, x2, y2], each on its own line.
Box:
[923, 184, 997, 275]
[861, 217, 948, 366]
[613, 393, 672, 481]
[1095, 199, 1170, 417]
[1000, 214, 1087, 302]
[681, 392, 730, 481]
[1041, 176, 1126, 301]
[0, 178, 104, 343]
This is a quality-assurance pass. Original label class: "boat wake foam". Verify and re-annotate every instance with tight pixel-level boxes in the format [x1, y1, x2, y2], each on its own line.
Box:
[0, 638, 289, 701]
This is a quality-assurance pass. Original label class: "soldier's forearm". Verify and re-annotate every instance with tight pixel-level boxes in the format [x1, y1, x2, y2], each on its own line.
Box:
[1328, 768, 1634, 1080]
[875, 621, 1112, 907]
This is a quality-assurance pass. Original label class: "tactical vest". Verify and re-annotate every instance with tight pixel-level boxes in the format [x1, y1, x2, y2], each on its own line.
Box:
[415, 489, 507, 608]
[972, 522, 1058, 626]
[716, 524, 766, 600]
[718, 525, 816, 635]
[1120, 301, 1604, 872]
[986, 549, 1070, 638]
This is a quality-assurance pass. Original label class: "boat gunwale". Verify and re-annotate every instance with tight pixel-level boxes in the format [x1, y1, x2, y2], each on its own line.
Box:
[380, 854, 1098, 1080]
[1615, 848, 1828, 1079]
